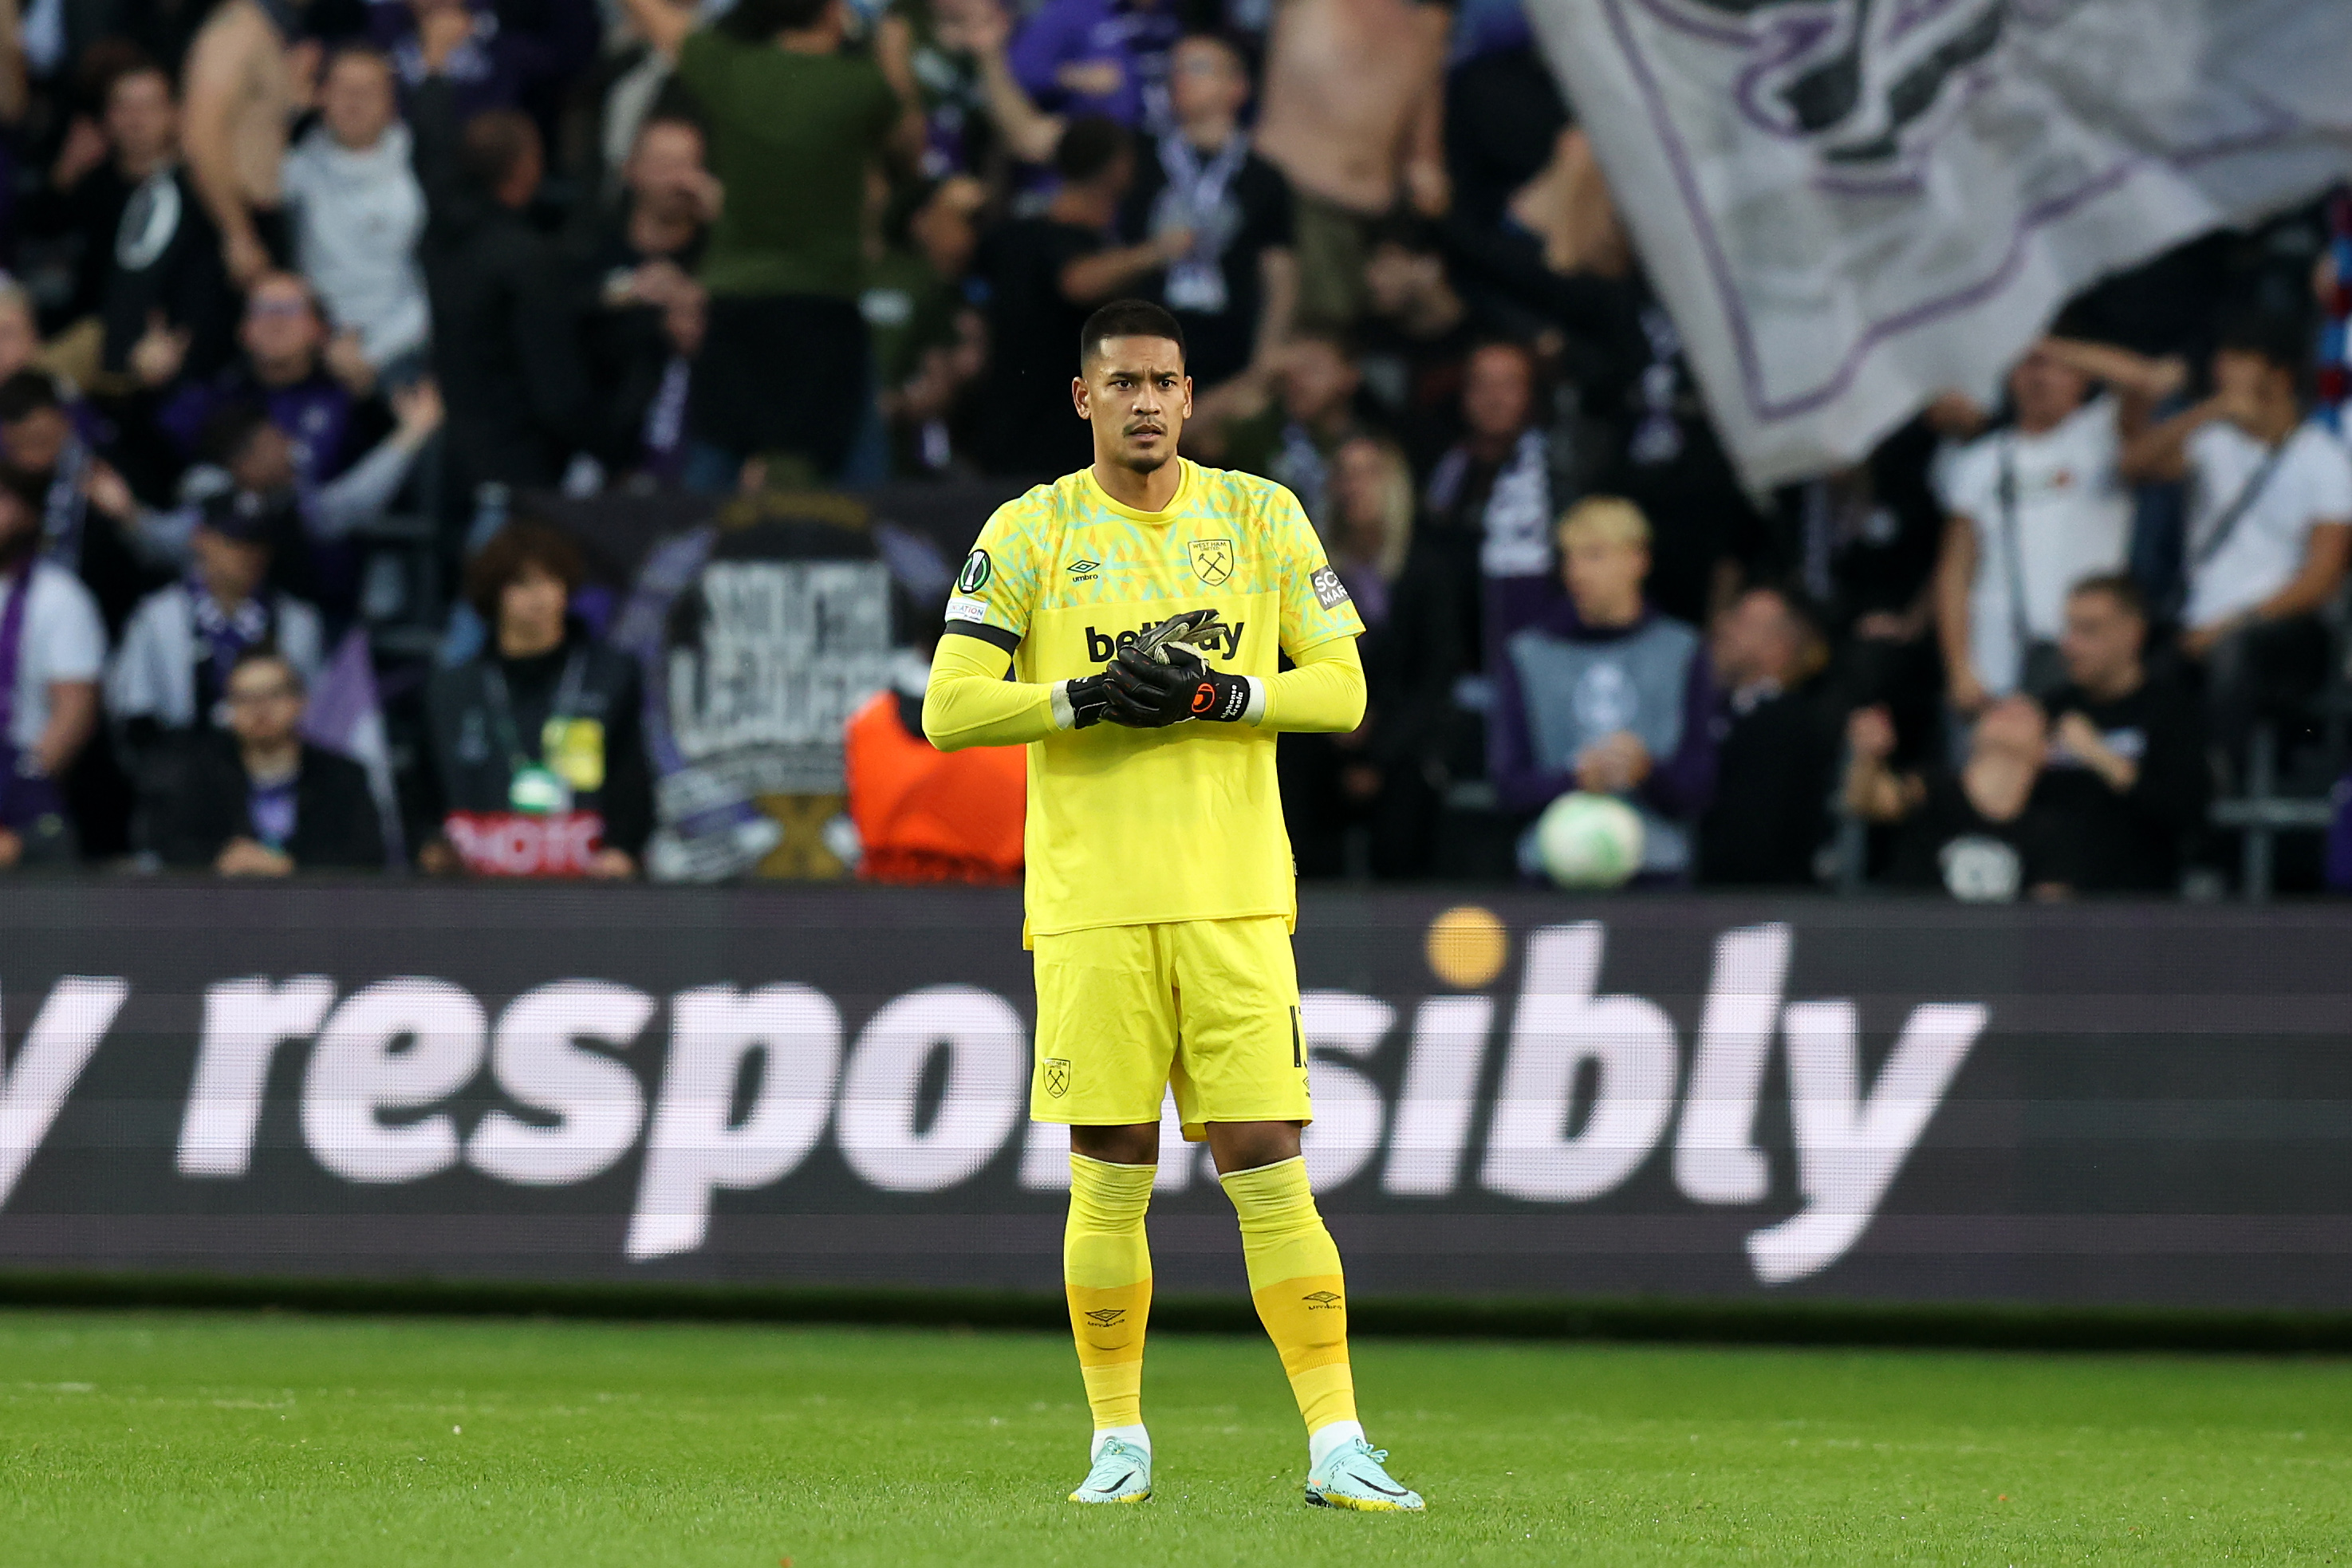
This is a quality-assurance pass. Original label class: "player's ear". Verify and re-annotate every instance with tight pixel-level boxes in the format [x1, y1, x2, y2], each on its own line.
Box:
[1180, 374, 1193, 419]
[1071, 375, 1090, 420]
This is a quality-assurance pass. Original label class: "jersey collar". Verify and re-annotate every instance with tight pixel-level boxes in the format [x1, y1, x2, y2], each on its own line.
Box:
[1083, 458, 1193, 523]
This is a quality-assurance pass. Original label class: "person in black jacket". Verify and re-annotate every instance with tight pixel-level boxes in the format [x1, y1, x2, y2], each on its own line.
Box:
[154, 648, 387, 874]
[1698, 585, 1842, 887]
[412, 73, 599, 494]
[416, 519, 650, 877]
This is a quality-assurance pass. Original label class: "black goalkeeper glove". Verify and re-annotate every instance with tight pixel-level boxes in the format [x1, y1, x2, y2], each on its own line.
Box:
[1102, 609, 1252, 727]
[1055, 672, 1114, 729]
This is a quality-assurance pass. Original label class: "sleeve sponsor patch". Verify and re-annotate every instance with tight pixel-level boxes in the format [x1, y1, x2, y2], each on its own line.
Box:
[955, 548, 993, 594]
[945, 594, 989, 624]
[1310, 566, 1352, 611]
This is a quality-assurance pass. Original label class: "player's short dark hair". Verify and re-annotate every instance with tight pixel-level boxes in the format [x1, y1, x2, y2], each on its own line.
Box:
[0, 368, 64, 424]
[1080, 300, 1186, 368]
[2068, 571, 2147, 621]
[2214, 309, 2312, 380]
[459, 109, 541, 195]
[466, 518, 585, 621]
[1054, 115, 1130, 185]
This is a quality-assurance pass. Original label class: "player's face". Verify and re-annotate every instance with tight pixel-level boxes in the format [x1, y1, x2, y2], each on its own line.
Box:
[1075, 337, 1192, 473]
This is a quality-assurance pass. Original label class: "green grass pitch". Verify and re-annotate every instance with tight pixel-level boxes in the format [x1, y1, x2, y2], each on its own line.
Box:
[3, 1309, 2347, 1566]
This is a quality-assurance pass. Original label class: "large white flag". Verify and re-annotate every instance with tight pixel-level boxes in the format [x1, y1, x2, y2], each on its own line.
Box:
[1527, 0, 2352, 487]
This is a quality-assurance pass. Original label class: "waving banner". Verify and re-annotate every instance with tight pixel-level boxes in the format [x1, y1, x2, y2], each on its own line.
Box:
[1528, 0, 2352, 485]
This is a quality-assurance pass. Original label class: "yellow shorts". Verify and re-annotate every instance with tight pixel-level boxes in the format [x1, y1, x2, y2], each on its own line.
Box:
[1031, 916, 1310, 1140]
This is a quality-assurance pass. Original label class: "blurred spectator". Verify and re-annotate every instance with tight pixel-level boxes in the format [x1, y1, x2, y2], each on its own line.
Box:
[281, 45, 432, 379]
[374, 0, 599, 132]
[1197, 327, 1362, 520]
[844, 648, 1023, 883]
[105, 493, 326, 745]
[416, 519, 649, 878]
[620, 0, 916, 489]
[414, 86, 597, 492]
[1253, 0, 1450, 325]
[573, 112, 718, 484]
[2036, 574, 2208, 894]
[1847, 696, 2070, 900]
[1420, 337, 1560, 664]
[1282, 432, 1459, 877]
[0, 284, 41, 384]
[1697, 584, 1839, 888]
[1118, 32, 1294, 393]
[30, 58, 238, 383]
[0, 369, 164, 632]
[179, 0, 306, 291]
[151, 647, 385, 875]
[875, 0, 1001, 179]
[1357, 220, 1471, 471]
[1933, 337, 2181, 712]
[1005, 0, 1176, 135]
[2123, 313, 2352, 762]
[0, 463, 105, 869]
[1489, 496, 1715, 881]
[869, 175, 987, 475]
[975, 116, 1186, 478]
[157, 272, 388, 490]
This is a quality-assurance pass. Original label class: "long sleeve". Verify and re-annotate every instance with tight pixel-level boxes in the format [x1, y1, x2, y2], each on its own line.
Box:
[922, 632, 1058, 751]
[1256, 634, 1365, 733]
[308, 435, 421, 538]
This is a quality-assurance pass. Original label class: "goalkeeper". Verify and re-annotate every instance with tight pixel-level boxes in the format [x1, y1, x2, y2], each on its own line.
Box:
[923, 300, 1423, 1513]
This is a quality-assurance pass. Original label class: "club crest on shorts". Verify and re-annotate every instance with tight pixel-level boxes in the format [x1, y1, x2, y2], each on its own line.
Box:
[1189, 538, 1234, 586]
[1042, 1057, 1072, 1098]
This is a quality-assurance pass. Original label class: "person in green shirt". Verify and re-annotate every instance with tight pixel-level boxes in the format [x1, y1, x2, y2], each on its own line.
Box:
[617, 0, 922, 488]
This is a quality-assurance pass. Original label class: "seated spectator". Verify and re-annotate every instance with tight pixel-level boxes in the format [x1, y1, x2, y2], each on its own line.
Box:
[844, 643, 1023, 884]
[2035, 574, 2208, 894]
[1846, 696, 2067, 900]
[1252, 0, 1450, 324]
[1004, 0, 1176, 135]
[975, 116, 1186, 478]
[0, 464, 106, 869]
[417, 520, 650, 878]
[2122, 313, 2352, 762]
[1282, 433, 1460, 878]
[106, 493, 327, 747]
[869, 175, 987, 477]
[280, 45, 433, 380]
[414, 85, 600, 494]
[1934, 337, 2182, 711]
[573, 112, 718, 485]
[1490, 496, 1715, 881]
[617, 0, 919, 490]
[1697, 584, 1839, 888]
[1420, 337, 1563, 664]
[1118, 32, 1295, 395]
[151, 648, 387, 875]
[158, 273, 390, 490]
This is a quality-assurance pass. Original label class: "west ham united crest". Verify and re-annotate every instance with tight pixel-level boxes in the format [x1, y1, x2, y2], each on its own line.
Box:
[1188, 538, 1234, 586]
[1042, 1058, 1072, 1098]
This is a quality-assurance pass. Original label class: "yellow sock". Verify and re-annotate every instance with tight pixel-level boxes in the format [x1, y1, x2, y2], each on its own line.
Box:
[1220, 1156, 1357, 1437]
[1065, 1152, 1155, 1432]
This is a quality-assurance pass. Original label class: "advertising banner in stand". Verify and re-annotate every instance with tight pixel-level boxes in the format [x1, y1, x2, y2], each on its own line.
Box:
[2, 886, 2348, 1308]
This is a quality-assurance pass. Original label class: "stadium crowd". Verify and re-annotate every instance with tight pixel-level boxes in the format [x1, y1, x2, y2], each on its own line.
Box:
[0, 0, 2344, 895]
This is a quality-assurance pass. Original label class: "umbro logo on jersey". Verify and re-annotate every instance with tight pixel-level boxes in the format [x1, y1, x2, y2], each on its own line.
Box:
[1085, 617, 1244, 663]
[1068, 557, 1101, 583]
[1302, 1290, 1343, 1310]
[1085, 1307, 1126, 1327]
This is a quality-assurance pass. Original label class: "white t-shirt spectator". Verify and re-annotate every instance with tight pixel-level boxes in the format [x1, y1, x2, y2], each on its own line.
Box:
[2182, 421, 2352, 628]
[1, 561, 106, 754]
[106, 581, 326, 731]
[1940, 396, 2133, 695]
[281, 121, 431, 368]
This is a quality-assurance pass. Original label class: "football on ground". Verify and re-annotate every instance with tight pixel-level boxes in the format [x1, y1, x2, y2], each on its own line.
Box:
[3, 1310, 2346, 1566]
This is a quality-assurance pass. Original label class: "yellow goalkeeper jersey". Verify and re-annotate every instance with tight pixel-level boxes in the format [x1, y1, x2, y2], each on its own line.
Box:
[945, 459, 1365, 939]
